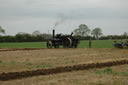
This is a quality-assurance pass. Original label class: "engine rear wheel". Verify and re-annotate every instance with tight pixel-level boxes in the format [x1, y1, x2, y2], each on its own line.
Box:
[63, 37, 72, 48]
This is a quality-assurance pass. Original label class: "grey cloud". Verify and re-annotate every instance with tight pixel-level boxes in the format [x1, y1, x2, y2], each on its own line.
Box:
[68, 7, 128, 19]
[0, 0, 128, 19]
[0, 5, 128, 20]
[0, 0, 128, 35]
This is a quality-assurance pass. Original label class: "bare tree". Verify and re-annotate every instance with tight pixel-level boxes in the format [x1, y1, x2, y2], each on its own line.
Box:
[123, 32, 128, 37]
[32, 30, 41, 36]
[0, 26, 5, 34]
[91, 28, 102, 39]
[74, 24, 91, 36]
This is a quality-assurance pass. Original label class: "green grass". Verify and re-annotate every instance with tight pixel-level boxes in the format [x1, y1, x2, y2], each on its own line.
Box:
[78, 40, 114, 48]
[0, 42, 46, 48]
[0, 40, 123, 48]
[94, 67, 128, 77]
[0, 60, 52, 70]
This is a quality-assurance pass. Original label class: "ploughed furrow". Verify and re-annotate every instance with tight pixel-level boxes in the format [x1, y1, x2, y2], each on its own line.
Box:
[0, 58, 128, 81]
[0, 48, 70, 52]
[0, 48, 45, 52]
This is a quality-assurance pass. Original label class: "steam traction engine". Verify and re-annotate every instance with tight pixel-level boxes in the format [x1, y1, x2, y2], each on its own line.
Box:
[47, 29, 79, 48]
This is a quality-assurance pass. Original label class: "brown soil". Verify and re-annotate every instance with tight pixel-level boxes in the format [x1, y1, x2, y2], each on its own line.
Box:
[0, 48, 128, 73]
[0, 64, 128, 85]
[0, 48, 128, 84]
[0, 58, 128, 81]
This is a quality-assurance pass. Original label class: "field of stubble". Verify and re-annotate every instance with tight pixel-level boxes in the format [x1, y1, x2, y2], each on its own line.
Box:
[0, 48, 128, 85]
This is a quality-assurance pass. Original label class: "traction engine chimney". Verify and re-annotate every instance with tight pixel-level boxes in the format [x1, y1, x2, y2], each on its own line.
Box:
[53, 29, 55, 38]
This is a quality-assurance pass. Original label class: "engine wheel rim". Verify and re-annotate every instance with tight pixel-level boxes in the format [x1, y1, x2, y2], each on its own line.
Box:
[63, 37, 72, 48]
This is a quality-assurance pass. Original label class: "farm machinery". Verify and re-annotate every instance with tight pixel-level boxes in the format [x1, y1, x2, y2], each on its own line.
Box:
[47, 29, 79, 48]
[113, 40, 128, 48]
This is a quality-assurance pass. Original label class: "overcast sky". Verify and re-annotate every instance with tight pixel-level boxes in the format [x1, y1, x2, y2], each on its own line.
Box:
[0, 0, 128, 35]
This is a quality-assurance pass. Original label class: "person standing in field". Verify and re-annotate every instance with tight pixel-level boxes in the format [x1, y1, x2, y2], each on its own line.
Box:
[89, 38, 92, 48]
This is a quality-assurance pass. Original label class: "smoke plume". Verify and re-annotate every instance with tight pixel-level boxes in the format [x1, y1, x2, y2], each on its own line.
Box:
[54, 13, 66, 29]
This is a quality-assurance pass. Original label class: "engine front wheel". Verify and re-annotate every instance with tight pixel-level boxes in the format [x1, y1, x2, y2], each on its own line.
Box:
[47, 40, 52, 48]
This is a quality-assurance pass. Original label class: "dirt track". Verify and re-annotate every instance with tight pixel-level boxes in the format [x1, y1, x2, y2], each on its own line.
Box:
[0, 58, 128, 81]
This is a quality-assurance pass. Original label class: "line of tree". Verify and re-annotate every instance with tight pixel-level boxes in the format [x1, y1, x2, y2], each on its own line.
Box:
[0, 25, 128, 42]
[0, 33, 127, 42]
[73, 24, 128, 40]
[73, 24, 103, 39]
[79, 34, 128, 40]
[0, 30, 52, 42]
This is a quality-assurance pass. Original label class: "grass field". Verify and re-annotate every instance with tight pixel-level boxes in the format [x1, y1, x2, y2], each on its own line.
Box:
[0, 40, 123, 48]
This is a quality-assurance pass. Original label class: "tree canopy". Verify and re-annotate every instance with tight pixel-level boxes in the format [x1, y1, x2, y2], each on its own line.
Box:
[74, 24, 91, 36]
[0, 26, 5, 34]
[91, 28, 102, 39]
[32, 30, 41, 36]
